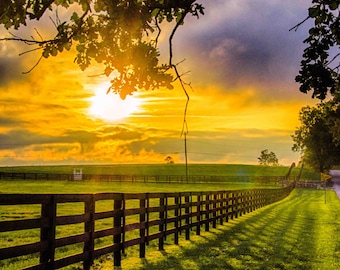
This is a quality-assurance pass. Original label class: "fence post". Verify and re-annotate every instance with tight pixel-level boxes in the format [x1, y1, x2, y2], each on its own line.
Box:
[185, 194, 190, 240]
[212, 193, 217, 228]
[232, 192, 237, 219]
[219, 192, 224, 225]
[174, 194, 179, 245]
[113, 194, 123, 267]
[140, 194, 146, 258]
[159, 194, 165, 250]
[196, 193, 201, 236]
[84, 194, 95, 270]
[205, 193, 210, 232]
[40, 195, 56, 268]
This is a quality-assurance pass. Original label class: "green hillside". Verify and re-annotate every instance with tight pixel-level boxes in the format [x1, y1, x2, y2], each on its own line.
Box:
[0, 163, 319, 180]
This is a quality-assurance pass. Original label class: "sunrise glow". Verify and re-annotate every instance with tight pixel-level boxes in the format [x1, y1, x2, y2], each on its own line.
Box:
[0, 1, 318, 166]
[88, 83, 142, 122]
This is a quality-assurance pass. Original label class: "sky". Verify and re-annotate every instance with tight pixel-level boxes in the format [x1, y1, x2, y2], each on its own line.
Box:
[0, 0, 318, 167]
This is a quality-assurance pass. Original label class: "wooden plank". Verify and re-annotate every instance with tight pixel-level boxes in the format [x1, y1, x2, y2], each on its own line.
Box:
[0, 194, 51, 205]
[54, 252, 87, 269]
[124, 222, 143, 232]
[94, 210, 115, 220]
[93, 244, 120, 259]
[56, 213, 89, 225]
[55, 233, 89, 248]
[0, 217, 49, 232]
[94, 227, 122, 239]
[123, 238, 141, 248]
[0, 241, 48, 260]
[124, 207, 145, 216]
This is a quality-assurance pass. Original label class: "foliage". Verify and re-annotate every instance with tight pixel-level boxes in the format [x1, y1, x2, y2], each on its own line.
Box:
[164, 155, 174, 164]
[0, 0, 204, 99]
[291, 0, 339, 100]
[257, 149, 279, 166]
[292, 101, 340, 172]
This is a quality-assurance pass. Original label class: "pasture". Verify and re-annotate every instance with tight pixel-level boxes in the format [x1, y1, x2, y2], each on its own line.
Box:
[0, 163, 320, 180]
[100, 188, 340, 270]
[0, 164, 324, 269]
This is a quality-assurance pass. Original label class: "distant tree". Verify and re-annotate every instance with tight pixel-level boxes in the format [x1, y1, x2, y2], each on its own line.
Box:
[290, 0, 339, 100]
[258, 149, 279, 166]
[0, 0, 204, 99]
[292, 101, 340, 172]
[165, 156, 174, 164]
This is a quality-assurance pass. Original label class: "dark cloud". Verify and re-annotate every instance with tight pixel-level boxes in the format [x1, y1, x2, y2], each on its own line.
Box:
[0, 129, 56, 150]
[100, 126, 144, 141]
[177, 0, 312, 94]
[0, 116, 24, 126]
[0, 129, 98, 150]
[0, 56, 25, 86]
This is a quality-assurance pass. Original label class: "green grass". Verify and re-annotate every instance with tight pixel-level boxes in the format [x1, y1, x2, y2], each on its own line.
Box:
[0, 180, 265, 270]
[94, 188, 340, 270]
[0, 180, 260, 194]
[0, 163, 320, 180]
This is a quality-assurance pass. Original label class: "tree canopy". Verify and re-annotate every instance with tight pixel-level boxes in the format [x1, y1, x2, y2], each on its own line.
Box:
[0, 0, 204, 99]
[257, 149, 279, 166]
[291, 0, 339, 100]
[292, 101, 340, 172]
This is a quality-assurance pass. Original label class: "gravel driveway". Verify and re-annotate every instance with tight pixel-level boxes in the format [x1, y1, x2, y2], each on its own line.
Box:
[330, 170, 340, 199]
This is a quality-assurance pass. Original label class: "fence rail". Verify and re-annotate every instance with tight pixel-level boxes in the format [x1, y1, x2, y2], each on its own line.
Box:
[0, 171, 293, 184]
[0, 185, 294, 269]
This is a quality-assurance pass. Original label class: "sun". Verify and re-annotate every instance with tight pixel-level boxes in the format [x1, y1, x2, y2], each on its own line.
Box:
[88, 83, 142, 121]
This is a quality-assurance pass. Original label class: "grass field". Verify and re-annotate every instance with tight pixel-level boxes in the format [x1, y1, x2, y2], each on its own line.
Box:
[0, 164, 326, 269]
[0, 163, 320, 180]
[97, 188, 340, 270]
[0, 180, 267, 270]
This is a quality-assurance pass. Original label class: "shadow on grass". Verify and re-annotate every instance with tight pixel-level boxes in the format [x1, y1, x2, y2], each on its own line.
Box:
[129, 189, 339, 270]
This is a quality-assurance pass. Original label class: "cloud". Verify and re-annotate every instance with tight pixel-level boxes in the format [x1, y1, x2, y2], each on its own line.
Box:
[175, 0, 312, 99]
[0, 56, 25, 86]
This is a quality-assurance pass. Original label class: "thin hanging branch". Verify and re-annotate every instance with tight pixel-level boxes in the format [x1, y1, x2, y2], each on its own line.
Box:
[167, 6, 194, 180]
[22, 55, 43, 74]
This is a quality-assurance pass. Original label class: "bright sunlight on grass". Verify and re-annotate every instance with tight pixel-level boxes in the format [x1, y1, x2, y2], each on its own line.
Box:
[97, 188, 340, 270]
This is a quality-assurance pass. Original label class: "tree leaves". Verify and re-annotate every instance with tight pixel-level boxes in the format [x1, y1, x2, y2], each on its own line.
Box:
[292, 101, 340, 172]
[295, 0, 339, 100]
[0, 0, 204, 98]
[258, 149, 279, 166]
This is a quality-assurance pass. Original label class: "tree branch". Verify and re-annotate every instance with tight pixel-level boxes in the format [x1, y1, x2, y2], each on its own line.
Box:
[22, 55, 43, 74]
[289, 16, 310, 32]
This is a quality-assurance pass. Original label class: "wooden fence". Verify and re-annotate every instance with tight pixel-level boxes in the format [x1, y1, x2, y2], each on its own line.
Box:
[0, 171, 291, 184]
[0, 185, 294, 269]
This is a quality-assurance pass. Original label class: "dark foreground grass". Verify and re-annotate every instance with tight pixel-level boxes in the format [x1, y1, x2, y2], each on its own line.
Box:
[96, 189, 340, 270]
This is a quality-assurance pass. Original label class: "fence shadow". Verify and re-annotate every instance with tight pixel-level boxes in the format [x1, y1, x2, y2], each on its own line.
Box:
[137, 190, 319, 270]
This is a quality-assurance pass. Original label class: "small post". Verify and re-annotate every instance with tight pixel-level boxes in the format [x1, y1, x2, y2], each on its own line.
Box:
[185, 195, 190, 240]
[84, 195, 95, 270]
[40, 195, 56, 268]
[140, 195, 146, 258]
[159, 195, 165, 250]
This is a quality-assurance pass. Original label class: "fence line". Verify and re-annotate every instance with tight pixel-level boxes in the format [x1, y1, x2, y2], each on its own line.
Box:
[0, 185, 294, 269]
[0, 171, 294, 184]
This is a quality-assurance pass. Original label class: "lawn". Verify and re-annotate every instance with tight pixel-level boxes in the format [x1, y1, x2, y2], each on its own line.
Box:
[95, 188, 340, 270]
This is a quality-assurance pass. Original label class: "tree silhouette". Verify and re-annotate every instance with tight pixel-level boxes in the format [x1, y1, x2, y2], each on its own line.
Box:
[258, 149, 279, 166]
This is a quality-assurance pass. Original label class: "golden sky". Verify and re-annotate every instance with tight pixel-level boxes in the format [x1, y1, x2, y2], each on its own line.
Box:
[0, 0, 318, 166]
